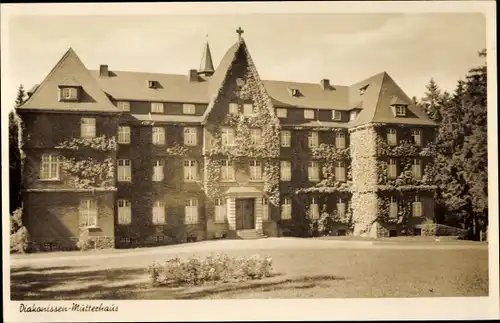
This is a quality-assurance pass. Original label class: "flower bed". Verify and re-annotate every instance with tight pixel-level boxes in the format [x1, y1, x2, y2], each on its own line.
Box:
[146, 254, 273, 286]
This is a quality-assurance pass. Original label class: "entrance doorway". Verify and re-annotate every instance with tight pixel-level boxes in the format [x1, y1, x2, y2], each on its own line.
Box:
[235, 198, 255, 230]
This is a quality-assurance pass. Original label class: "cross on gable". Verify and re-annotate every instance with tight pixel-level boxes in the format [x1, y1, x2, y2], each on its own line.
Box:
[236, 27, 244, 41]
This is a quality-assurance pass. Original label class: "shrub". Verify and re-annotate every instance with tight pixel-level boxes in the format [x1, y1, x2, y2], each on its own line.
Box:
[148, 254, 273, 287]
[421, 218, 436, 236]
[10, 208, 28, 253]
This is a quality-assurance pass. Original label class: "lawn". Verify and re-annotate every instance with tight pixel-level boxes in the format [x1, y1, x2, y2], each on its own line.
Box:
[10, 238, 488, 300]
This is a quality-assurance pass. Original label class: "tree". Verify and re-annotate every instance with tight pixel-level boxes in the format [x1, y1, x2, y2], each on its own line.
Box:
[9, 84, 25, 213]
[421, 78, 443, 123]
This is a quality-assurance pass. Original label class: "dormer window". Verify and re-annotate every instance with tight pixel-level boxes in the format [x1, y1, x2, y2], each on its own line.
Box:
[350, 110, 358, 121]
[332, 110, 342, 121]
[59, 87, 79, 101]
[359, 85, 369, 96]
[288, 88, 301, 97]
[183, 103, 196, 115]
[148, 80, 158, 89]
[395, 105, 407, 117]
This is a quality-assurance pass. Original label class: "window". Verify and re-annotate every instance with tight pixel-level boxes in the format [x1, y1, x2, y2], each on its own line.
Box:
[60, 87, 78, 100]
[337, 197, 346, 217]
[395, 105, 406, 116]
[387, 158, 397, 179]
[308, 131, 318, 148]
[243, 103, 255, 115]
[336, 132, 346, 149]
[183, 160, 197, 182]
[332, 110, 342, 121]
[304, 109, 314, 119]
[310, 197, 320, 220]
[151, 102, 164, 113]
[411, 129, 422, 146]
[335, 161, 346, 181]
[40, 154, 60, 180]
[118, 126, 131, 144]
[79, 199, 98, 228]
[214, 198, 226, 223]
[389, 197, 398, 218]
[308, 161, 320, 182]
[250, 128, 262, 145]
[412, 159, 422, 180]
[81, 118, 96, 138]
[249, 160, 262, 180]
[185, 199, 199, 224]
[387, 128, 397, 146]
[184, 127, 197, 146]
[276, 108, 287, 118]
[120, 237, 131, 244]
[280, 161, 291, 181]
[350, 110, 358, 121]
[229, 103, 239, 115]
[262, 198, 269, 221]
[281, 130, 291, 147]
[412, 196, 422, 217]
[221, 160, 235, 181]
[152, 160, 164, 182]
[152, 200, 166, 224]
[152, 127, 165, 145]
[221, 127, 235, 146]
[183, 103, 196, 115]
[117, 159, 132, 182]
[281, 197, 292, 220]
[117, 101, 130, 111]
[117, 200, 132, 224]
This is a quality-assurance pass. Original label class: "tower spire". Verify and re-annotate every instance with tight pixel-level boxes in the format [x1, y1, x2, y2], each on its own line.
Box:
[198, 36, 214, 77]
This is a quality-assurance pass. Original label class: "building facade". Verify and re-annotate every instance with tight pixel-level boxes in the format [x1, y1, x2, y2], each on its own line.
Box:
[17, 33, 438, 251]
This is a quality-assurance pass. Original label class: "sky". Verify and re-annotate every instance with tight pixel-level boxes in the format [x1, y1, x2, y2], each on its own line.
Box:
[4, 12, 487, 110]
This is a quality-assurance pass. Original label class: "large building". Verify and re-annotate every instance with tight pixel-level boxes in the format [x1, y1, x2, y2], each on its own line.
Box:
[17, 30, 438, 251]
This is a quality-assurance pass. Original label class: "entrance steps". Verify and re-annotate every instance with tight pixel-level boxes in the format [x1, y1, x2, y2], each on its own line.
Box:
[236, 229, 268, 240]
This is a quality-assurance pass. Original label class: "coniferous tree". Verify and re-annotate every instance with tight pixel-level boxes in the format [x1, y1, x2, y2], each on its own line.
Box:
[9, 85, 25, 213]
[421, 78, 443, 123]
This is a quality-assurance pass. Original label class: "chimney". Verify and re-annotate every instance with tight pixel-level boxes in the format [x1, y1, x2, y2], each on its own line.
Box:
[99, 65, 109, 77]
[320, 79, 330, 90]
[188, 69, 199, 82]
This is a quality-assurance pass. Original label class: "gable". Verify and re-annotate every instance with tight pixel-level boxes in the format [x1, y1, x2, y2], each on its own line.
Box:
[18, 48, 119, 113]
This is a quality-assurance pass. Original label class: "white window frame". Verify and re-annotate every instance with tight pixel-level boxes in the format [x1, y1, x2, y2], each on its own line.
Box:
[335, 161, 346, 181]
[387, 158, 397, 180]
[350, 110, 358, 121]
[81, 118, 96, 138]
[281, 130, 291, 147]
[118, 126, 131, 144]
[395, 105, 407, 116]
[40, 154, 60, 180]
[335, 132, 346, 149]
[412, 196, 422, 217]
[304, 109, 314, 120]
[152, 200, 166, 224]
[214, 198, 226, 224]
[412, 159, 422, 180]
[281, 197, 292, 220]
[117, 200, 132, 225]
[229, 103, 239, 115]
[280, 161, 292, 181]
[117, 159, 132, 182]
[185, 198, 199, 224]
[308, 161, 320, 182]
[389, 196, 398, 218]
[152, 127, 165, 145]
[152, 160, 164, 182]
[61, 87, 78, 100]
[151, 102, 164, 113]
[337, 197, 346, 217]
[243, 103, 255, 115]
[249, 160, 262, 181]
[261, 198, 269, 222]
[276, 108, 287, 118]
[79, 199, 98, 228]
[387, 128, 397, 146]
[220, 160, 235, 181]
[183, 160, 198, 182]
[117, 101, 130, 111]
[184, 127, 197, 146]
[332, 110, 342, 121]
[308, 131, 319, 148]
[182, 103, 196, 115]
[411, 129, 422, 146]
[310, 197, 320, 220]
[250, 128, 262, 145]
[221, 127, 235, 146]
